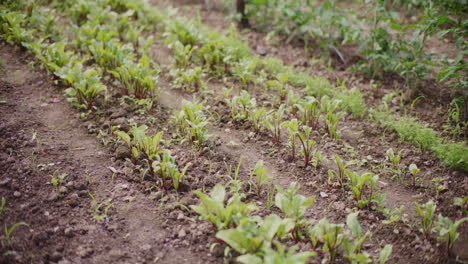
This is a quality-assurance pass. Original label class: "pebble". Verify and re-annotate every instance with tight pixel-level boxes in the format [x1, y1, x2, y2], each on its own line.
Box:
[0, 178, 11, 187]
[178, 229, 187, 238]
[13, 191, 21, 197]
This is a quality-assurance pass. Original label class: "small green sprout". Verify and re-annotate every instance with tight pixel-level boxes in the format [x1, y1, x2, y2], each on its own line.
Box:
[431, 177, 446, 200]
[386, 148, 403, 170]
[50, 170, 68, 193]
[4, 222, 29, 247]
[297, 126, 316, 167]
[0, 197, 5, 217]
[408, 163, 422, 186]
[282, 119, 299, 160]
[250, 160, 272, 196]
[248, 107, 267, 134]
[88, 192, 113, 222]
[264, 105, 285, 144]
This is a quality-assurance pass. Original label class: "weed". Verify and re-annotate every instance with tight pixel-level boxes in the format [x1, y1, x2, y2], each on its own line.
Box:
[50, 170, 68, 193]
[88, 192, 113, 222]
[4, 222, 29, 247]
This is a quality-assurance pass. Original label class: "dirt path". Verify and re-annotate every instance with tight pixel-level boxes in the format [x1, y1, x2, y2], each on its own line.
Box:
[0, 44, 214, 264]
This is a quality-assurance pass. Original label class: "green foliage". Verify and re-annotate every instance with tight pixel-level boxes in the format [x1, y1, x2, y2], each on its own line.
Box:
[88, 192, 113, 222]
[173, 100, 210, 150]
[4, 222, 29, 247]
[238, 241, 315, 264]
[282, 119, 300, 160]
[275, 183, 315, 240]
[0, 10, 35, 47]
[434, 215, 468, 253]
[308, 218, 345, 263]
[453, 197, 468, 215]
[249, 107, 267, 134]
[50, 170, 68, 193]
[191, 184, 257, 230]
[216, 214, 294, 256]
[264, 105, 285, 144]
[347, 171, 381, 209]
[296, 126, 316, 167]
[109, 55, 159, 99]
[328, 155, 355, 189]
[250, 160, 272, 195]
[386, 148, 403, 170]
[233, 57, 260, 89]
[152, 150, 192, 190]
[228, 91, 256, 121]
[56, 63, 107, 110]
[414, 200, 436, 238]
[295, 97, 320, 130]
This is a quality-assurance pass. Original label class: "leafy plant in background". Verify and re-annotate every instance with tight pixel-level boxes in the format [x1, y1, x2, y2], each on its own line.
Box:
[386, 148, 403, 170]
[275, 182, 315, 241]
[115, 125, 164, 167]
[172, 67, 204, 92]
[248, 107, 267, 134]
[233, 57, 259, 89]
[328, 155, 355, 190]
[174, 100, 210, 150]
[266, 73, 289, 104]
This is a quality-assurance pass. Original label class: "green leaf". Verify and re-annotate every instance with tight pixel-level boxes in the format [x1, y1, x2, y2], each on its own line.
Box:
[379, 244, 393, 264]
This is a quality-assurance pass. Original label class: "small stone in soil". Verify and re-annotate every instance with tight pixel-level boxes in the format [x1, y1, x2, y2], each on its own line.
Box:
[13, 191, 21, 197]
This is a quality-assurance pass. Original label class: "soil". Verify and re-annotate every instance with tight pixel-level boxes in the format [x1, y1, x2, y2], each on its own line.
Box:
[0, 1, 467, 264]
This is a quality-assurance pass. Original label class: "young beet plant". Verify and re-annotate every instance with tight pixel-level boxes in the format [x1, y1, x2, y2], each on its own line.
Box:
[414, 200, 436, 239]
[152, 150, 192, 191]
[250, 160, 272, 196]
[266, 73, 289, 103]
[191, 184, 257, 230]
[297, 126, 316, 167]
[56, 63, 107, 110]
[109, 55, 159, 99]
[295, 97, 320, 130]
[434, 215, 468, 256]
[321, 96, 344, 140]
[282, 119, 299, 160]
[346, 171, 381, 209]
[275, 182, 315, 241]
[264, 105, 285, 144]
[174, 100, 210, 150]
[248, 107, 267, 134]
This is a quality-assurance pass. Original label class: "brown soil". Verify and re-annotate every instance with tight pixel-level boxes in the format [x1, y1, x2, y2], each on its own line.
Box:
[0, 2, 467, 264]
